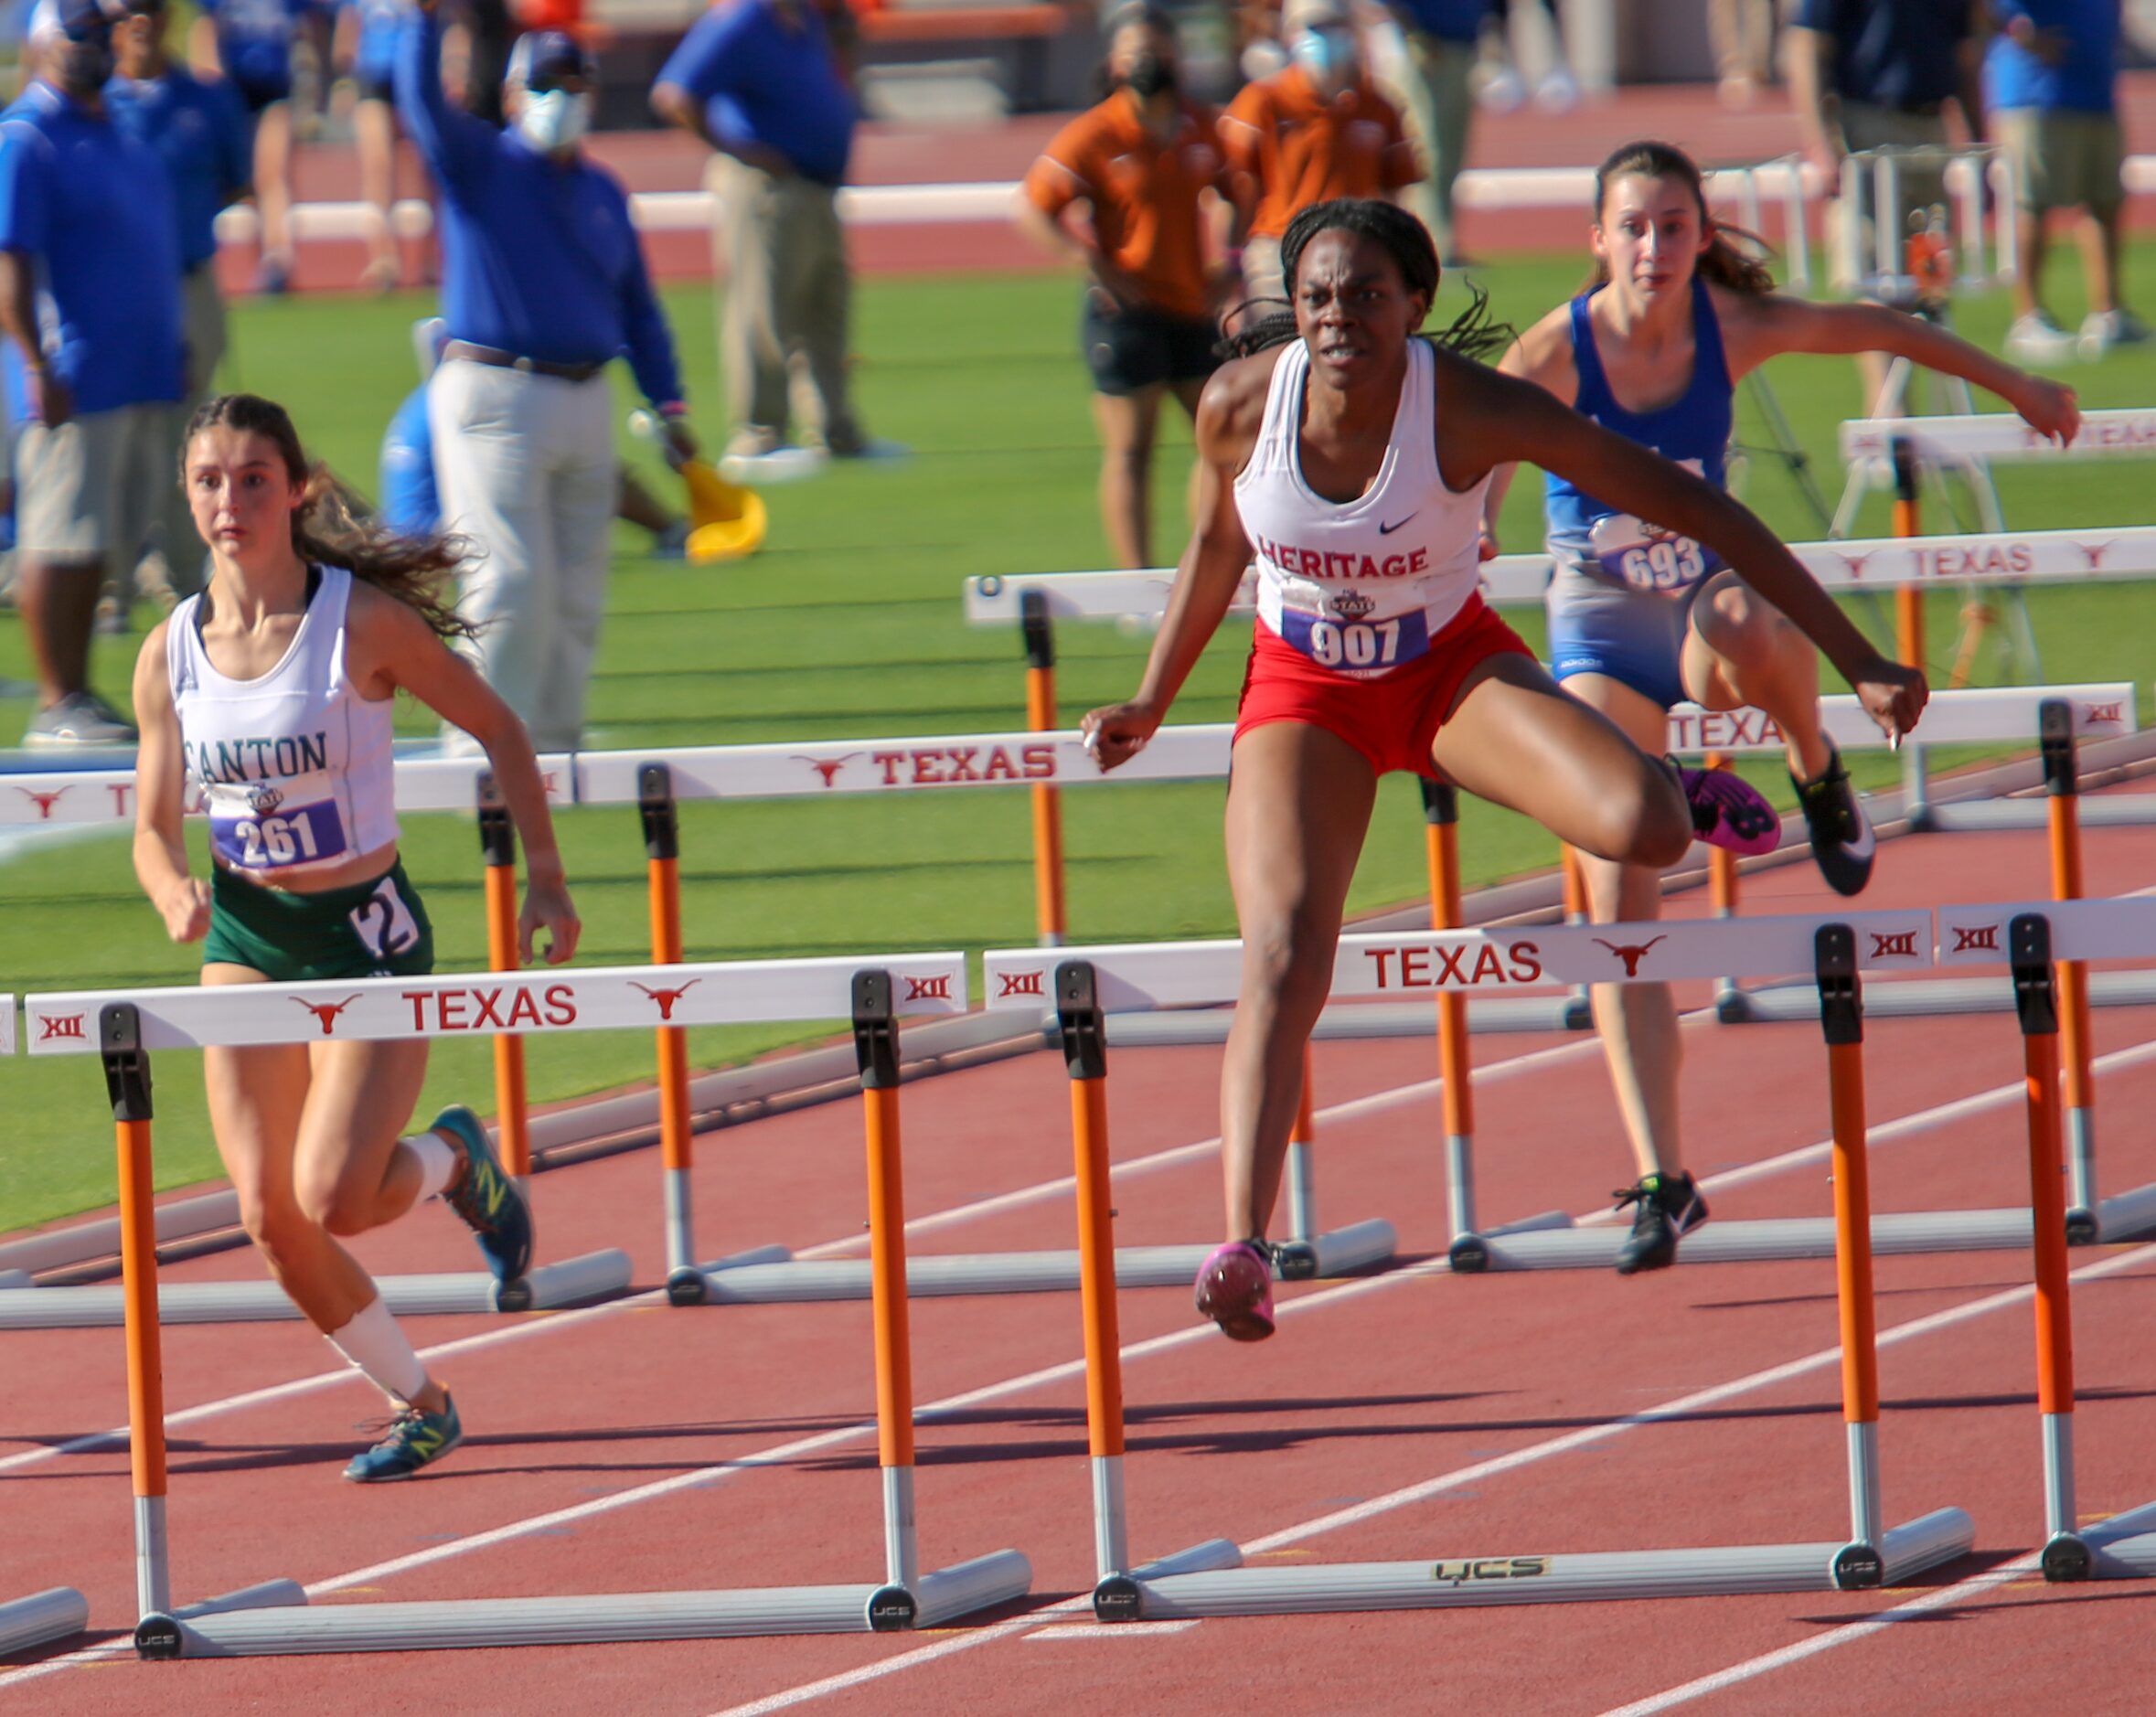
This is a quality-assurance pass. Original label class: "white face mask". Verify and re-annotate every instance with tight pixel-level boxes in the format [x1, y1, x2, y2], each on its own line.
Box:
[517, 88, 592, 155]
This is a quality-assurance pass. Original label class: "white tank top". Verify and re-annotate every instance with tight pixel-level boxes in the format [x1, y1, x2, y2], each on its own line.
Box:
[165, 563, 400, 876]
[1234, 337, 1489, 679]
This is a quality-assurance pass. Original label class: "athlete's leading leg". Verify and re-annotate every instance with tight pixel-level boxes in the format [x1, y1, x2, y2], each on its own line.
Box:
[1201, 721, 1377, 1338]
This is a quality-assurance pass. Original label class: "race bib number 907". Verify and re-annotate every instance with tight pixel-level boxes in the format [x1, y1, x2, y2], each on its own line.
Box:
[1278, 606, 1430, 676]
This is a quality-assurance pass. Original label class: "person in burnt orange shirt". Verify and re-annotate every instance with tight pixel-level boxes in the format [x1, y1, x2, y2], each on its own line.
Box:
[1018, 5, 1235, 569]
[1222, 0, 1422, 309]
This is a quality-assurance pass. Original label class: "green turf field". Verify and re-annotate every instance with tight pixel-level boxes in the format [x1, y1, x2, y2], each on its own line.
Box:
[5, 250, 2154, 1232]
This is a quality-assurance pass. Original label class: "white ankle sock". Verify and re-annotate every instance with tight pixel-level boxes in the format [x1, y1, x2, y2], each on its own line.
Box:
[405, 1129, 460, 1201]
[326, 1296, 430, 1406]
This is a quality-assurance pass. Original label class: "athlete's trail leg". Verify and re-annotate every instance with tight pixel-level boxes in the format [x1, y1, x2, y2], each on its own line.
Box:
[1221, 722, 1377, 1239]
[1685, 571, 1832, 782]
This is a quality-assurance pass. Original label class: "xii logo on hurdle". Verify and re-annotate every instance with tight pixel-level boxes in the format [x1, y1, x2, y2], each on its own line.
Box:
[37, 1012, 87, 1042]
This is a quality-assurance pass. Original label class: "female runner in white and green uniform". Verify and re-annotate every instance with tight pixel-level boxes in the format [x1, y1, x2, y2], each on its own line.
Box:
[131, 392, 580, 1481]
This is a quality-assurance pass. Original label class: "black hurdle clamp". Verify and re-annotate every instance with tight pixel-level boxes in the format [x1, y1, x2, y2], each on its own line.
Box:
[1813, 924, 1862, 1048]
[852, 971, 900, 1091]
[475, 770, 516, 869]
[100, 1003, 153, 1124]
[2039, 700, 2078, 799]
[1056, 961, 1107, 1082]
[2011, 913, 2060, 1038]
[1019, 588, 1055, 673]
[638, 762, 680, 861]
[1891, 434, 1918, 504]
[1418, 777, 1458, 827]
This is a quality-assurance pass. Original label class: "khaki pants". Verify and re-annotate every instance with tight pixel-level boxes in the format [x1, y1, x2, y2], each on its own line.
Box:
[709, 156, 859, 457]
[1394, 32, 1476, 262]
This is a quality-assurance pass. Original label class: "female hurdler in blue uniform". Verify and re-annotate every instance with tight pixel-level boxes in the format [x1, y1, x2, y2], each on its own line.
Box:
[1487, 140, 2080, 1272]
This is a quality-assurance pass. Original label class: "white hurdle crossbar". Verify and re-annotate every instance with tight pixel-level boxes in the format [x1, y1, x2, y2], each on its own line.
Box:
[1028, 917, 1971, 1621]
[0, 1587, 88, 1658]
[30, 957, 1028, 1658]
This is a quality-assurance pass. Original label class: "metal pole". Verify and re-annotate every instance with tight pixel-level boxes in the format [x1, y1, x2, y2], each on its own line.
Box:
[1890, 441, 1932, 827]
[856, 973, 920, 1596]
[2010, 917, 2081, 1561]
[642, 765, 704, 1302]
[1284, 1046, 1318, 1244]
[1059, 963, 1130, 1584]
[477, 774, 530, 1185]
[1817, 931, 1883, 1565]
[1421, 781, 1476, 1241]
[103, 1004, 172, 1621]
[2039, 709, 2098, 1233]
[1706, 756, 1744, 1020]
[1021, 592, 1068, 947]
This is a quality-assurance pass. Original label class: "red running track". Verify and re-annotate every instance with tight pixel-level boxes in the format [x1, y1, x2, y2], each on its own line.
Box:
[3, 795, 2154, 1712]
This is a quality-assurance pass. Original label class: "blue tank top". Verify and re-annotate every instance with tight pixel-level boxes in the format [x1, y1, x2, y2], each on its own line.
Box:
[1544, 277, 1733, 597]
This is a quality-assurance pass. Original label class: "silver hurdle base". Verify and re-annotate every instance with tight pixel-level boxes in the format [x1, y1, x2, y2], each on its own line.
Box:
[688, 1221, 1398, 1303]
[0, 1587, 89, 1657]
[139, 1552, 1033, 1658]
[0, 1249, 634, 1329]
[1094, 1510, 1973, 1619]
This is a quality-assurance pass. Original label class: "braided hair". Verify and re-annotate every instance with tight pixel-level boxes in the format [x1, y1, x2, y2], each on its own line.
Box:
[1221, 197, 1512, 364]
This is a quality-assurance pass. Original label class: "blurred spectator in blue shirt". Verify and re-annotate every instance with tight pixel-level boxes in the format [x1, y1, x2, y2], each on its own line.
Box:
[1987, 1, 2143, 358]
[190, 0, 310, 292]
[107, 0, 251, 596]
[397, 9, 698, 750]
[1382, 0, 1489, 266]
[652, 0, 881, 473]
[0, 0, 183, 746]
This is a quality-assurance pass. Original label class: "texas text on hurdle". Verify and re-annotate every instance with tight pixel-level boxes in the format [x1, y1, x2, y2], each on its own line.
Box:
[45, 961, 1029, 1657]
[1035, 924, 1971, 1620]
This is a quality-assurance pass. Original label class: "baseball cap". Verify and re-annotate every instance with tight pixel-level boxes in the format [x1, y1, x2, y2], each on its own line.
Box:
[506, 30, 593, 92]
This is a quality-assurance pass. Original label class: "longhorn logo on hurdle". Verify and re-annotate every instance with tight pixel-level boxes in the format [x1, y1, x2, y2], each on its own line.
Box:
[630, 979, 701, 1020]
[997, 970, 1046, 1000]
[37, 1013, 87, 1042]
[2079, 540, 2116, 571]
[1595, 936, 1665, 977]
[795, 753, 859, 788]
[1951, 924, 2002, 954]
[15, 785, 70, 820]
[903, 975, 953, 1003]
[1869, 931, 1922, 959]
[294, 995, 363, 1036]
[1830, 548, 1881, 581]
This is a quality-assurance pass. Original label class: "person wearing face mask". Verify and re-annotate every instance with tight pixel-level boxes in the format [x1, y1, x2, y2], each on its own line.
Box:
[105, 0, 253, 605]
[0, 0, 185, 746]
[651, 0, 887, 479]
[1222, 0, 1421, 310]
[394, 10, 699, 752]
[1019, 4, 1237, 570]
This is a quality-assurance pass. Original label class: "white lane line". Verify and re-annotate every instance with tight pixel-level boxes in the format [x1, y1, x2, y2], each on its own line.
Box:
[1592, 1554, 2043, 1715]
[695, 1242, 2156, 1717]
[0, 1024, 1617, 1477]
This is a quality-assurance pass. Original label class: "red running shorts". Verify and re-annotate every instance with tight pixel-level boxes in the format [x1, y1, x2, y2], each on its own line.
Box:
[1233, 593, 1534, 779]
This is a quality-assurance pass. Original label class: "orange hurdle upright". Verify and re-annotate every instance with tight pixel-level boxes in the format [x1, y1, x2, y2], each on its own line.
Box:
[1420, 782, 1477, 1240]
[104, 1006, 171, 1620]
[2038, 705, 2099, 1232]
[640, 764, 705, 1300]
[1020, 592, 1069, 946]
[477, 776, 531, 1185]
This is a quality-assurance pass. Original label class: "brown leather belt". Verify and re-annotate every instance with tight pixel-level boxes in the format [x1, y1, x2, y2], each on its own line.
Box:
[443, 340, 606, 383]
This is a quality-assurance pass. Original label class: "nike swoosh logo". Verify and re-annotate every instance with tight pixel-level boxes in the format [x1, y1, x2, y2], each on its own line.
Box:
[1840, 809, 1876, 864]
[1377, 514, 1417, 535]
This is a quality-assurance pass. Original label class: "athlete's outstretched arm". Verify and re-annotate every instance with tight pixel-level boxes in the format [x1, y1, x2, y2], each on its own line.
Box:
[1451, 362, 1926, 736]
[131, 624, 210, 945]
[352, 591, 581, 965]
[1081, 369, 1256, 769]
[1726, 293, 2080, 440]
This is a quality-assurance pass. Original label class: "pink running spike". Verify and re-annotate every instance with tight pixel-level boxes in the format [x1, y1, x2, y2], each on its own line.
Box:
[1193, 1240, 1275, 1341]
[1680, 765, 1781, 857]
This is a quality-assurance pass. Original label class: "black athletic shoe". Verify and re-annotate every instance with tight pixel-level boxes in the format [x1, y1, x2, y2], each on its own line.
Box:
[1612, 1172, 1710, 1274]
[1793, 742, 1875, 897]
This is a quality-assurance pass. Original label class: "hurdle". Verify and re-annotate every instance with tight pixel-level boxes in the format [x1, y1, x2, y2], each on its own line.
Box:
[0, 1588, 87, 1658]
[574, 741, 1396, 1304]
[1940, 908, 2156, 1584]
[0, 755, 634, 1329]
[1009, 917, 1972, 1620]
[21, 957, 1030, 1657]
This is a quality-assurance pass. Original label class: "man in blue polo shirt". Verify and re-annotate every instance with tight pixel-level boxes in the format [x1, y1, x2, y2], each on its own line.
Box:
[107, 0, 251, 597]
[1989, 1, 2143, 360]
[1382, 1, 1489, 268]
[0, 0, 183, 747]
[652, 0, 877, 475]
[397, 8, 699, 752]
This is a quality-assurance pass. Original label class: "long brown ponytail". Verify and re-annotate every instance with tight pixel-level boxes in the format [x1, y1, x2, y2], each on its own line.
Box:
[1585, 139, 1777, 297]
[181, 392, 479, 642]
